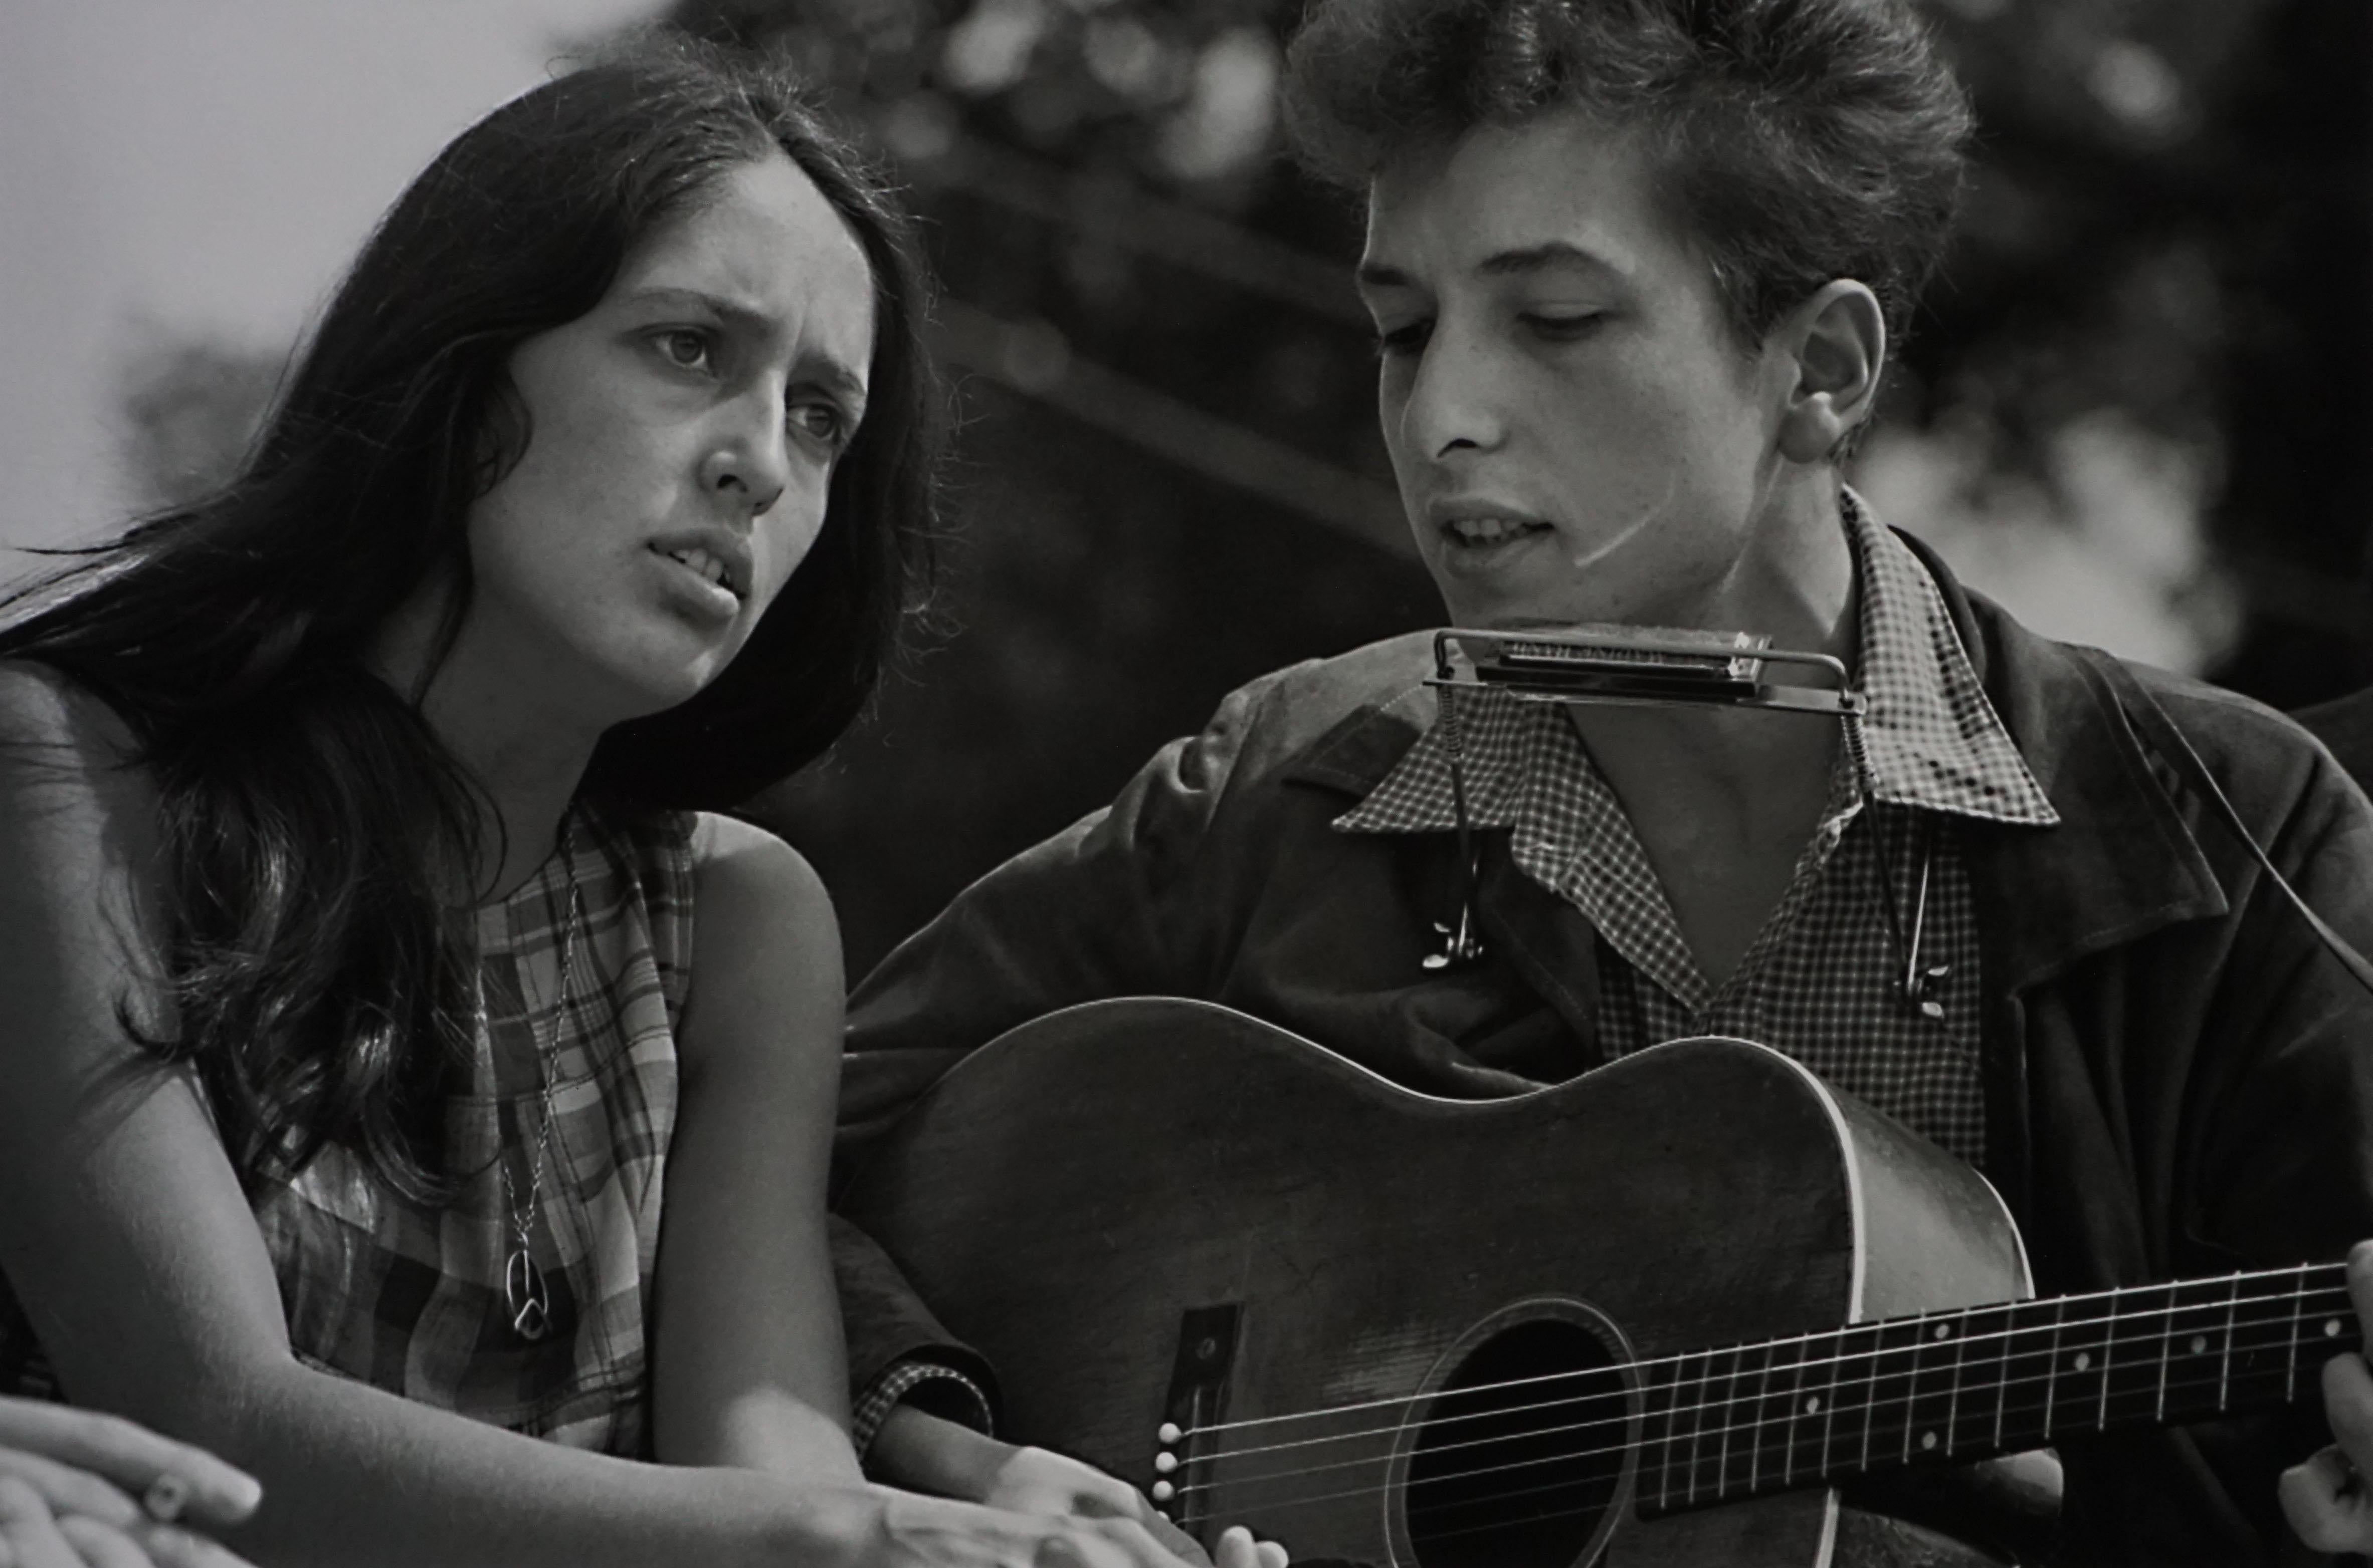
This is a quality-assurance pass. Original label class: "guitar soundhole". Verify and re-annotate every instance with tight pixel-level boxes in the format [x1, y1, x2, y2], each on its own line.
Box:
[1403, 1318, 1627, 1568]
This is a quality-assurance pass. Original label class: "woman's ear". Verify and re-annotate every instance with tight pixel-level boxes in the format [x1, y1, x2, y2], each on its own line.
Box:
[1775, 280, 1887, 465]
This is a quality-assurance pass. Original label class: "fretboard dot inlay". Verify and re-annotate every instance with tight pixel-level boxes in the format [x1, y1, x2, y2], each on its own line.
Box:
[2074, 1352, 2092, 1370]
[2328, 1320, 2345, 1338]
[1805, 1395, 1821, 1413]
[1932, 1323, 1951, 1339]
[1921, 1432, 1939, 1451]
[2190, 1335, 2207, 1353]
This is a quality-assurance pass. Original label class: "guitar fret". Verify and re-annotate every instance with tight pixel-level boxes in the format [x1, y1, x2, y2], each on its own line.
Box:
[2287, 1265, 2308, 1403]
[1632, 1262, 2358, 1526]
[1944, 1304, 1971, 1456]
[2093, 1289, 2119, 1430]
[1778, 1332, 1810, 1490]
[2217, 1272, 2241, 1412]
[2040, 1294, 2066, 1439]
[1685, 1348, 1714, 1507]
[1716, 1344, 1746, 1501]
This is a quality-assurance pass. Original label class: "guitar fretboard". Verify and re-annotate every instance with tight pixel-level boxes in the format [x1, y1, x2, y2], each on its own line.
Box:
[1637, 1263, 2354, 1514]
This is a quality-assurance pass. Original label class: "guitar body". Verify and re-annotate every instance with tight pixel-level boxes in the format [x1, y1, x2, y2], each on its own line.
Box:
[840, 999, 2034, 1568]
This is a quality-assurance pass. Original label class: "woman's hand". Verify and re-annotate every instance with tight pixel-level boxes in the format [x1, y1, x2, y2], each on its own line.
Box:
[871, 1484, 1285, 1568]
[870, 1412, 1285, 1568]
[0, 1397, 260, 1566]
[2282, 1241, 2373, 1552]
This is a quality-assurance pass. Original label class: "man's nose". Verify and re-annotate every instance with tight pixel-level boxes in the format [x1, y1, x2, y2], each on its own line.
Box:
[1400, 325, 1507, 462]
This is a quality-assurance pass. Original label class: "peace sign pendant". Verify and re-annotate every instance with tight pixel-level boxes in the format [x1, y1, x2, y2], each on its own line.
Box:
[505, 1248, 552, 1341]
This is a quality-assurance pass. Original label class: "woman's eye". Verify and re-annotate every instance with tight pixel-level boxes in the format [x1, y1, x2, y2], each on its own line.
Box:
[654, 330, 713, 370]
[790, 401, 852, 449]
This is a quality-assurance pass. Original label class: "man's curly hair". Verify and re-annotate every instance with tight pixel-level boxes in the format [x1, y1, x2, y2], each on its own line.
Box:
[1284, 0, 1974, 347]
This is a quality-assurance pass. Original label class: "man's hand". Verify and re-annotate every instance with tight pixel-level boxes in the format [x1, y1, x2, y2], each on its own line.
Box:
[0, 1397, 260, 1566]
[2282, 1241, 2373, 1553]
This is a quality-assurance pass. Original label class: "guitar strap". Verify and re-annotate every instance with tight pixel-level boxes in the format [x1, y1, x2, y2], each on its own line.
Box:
[2078, 646, 2373, 1001]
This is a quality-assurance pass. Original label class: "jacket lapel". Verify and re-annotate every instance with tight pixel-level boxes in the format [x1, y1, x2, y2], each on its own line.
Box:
[1899, 531, 2228, 992]
[1283, 685, 1608, 1055]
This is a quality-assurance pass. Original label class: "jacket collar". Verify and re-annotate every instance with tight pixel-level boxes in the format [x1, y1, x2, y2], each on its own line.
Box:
[1283, 533, 2228, 994]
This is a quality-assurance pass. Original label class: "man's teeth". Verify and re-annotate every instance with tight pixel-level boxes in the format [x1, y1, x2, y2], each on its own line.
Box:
[1449, 517, 1543, 544]
[664, 545, 733, 593]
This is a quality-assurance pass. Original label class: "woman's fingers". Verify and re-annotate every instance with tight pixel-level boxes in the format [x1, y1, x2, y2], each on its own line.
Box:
[0, 1475, 83, 1568]
[54, 1517, 154, 1568]
[1209, 1525, 1287, 1568]
[0, 1452, 139, 1532]
[0, 1406, 257, 1531]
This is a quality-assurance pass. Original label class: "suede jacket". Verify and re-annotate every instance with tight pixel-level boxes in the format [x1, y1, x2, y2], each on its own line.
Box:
[838, 539, 2373, 1566]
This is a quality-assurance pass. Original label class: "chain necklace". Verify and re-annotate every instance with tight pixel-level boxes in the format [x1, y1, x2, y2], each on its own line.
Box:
[486, 816, 584, 1344]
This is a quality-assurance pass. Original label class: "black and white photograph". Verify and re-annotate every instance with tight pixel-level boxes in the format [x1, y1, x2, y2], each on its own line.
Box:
[1, 1, 2369, 1562]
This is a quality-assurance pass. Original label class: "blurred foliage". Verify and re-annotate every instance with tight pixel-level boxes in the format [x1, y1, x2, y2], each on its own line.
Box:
[118, 0, 2370, 974]
[659, 0, 2370, 970]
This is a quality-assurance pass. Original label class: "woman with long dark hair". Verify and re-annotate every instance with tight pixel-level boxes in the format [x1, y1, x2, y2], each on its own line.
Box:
[0, 43, 1270, 1568]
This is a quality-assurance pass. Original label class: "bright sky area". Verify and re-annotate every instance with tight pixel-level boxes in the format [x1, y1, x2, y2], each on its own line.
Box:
[0, 0, 667, 572]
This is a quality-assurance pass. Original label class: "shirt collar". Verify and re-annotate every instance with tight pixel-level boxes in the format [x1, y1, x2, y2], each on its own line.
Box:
[1335, 489, 2060, 836]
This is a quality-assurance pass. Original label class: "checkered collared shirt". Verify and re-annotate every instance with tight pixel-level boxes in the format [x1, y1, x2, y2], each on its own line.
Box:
[1335, 492, 2059, 1164]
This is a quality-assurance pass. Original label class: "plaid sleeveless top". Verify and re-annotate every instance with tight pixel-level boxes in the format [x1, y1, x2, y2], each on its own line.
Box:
[2, 804, 697, 1458]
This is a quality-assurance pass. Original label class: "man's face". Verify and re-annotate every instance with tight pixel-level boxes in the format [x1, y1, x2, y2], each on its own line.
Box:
[1359, 110, 1800, 632]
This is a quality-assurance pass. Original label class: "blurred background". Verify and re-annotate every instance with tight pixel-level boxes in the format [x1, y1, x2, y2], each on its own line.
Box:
[2, 0, 2366, 976]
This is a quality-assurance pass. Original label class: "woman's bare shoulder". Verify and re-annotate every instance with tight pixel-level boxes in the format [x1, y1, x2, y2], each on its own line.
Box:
[0, 659, 159, 865]
[0, 659, 142, 763]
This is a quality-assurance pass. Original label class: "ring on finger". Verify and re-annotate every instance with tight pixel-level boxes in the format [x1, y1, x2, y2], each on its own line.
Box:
[141, 1472, 191, 1524]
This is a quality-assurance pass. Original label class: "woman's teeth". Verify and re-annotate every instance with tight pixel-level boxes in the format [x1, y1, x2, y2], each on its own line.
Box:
[1448, 517, 1546, 545]
[662, 545, 736, 595]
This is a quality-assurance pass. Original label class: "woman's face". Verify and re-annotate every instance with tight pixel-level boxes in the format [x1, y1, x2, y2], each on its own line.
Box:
[459, 150, 877, 725]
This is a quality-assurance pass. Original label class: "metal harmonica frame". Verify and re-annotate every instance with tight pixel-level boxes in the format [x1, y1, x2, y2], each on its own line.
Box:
[1426, 626, 1866, 718]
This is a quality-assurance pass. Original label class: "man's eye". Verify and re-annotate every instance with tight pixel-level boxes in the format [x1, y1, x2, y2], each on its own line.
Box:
[1371, 320, 1431, 359]
[654, 330, 713, 370]
[1524, 312, 1608, 342]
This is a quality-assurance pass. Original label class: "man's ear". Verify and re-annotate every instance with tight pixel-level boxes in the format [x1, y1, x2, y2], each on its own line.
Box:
[1775, 280, 1886, 465]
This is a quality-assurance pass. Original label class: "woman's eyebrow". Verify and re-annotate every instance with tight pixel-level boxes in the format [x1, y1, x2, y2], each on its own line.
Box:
[623, 286, 869, 402]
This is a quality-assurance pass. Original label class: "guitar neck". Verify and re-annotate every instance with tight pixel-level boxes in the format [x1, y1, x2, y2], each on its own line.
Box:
[1636, 1262, 2354, 1516]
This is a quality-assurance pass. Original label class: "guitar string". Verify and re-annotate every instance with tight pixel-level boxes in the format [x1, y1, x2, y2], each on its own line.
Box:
[1172, 1318, 2351, 1507]
[1162, 1352, 2341, 1523]
[1166, 1272, 2347, 1468]
[1165, 1290, 2355, 1507]
[1171, 1262, 2340, 1442]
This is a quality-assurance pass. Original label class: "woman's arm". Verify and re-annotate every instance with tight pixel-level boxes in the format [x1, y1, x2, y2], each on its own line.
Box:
[0, 667, 1212, 1568]
[653, 814, 861, 1481]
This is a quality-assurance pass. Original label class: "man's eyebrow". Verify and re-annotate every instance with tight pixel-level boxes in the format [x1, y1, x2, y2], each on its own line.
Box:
[1356, 242, 1622, 292]
[1477, 242, 1622, 279]
[623, 286, 869, 403]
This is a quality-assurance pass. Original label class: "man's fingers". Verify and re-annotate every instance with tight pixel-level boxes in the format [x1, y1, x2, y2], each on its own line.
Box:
[1252, 1541, 1288, 1568]
[0, 1475, 83, 1568]
[2282, 1444, 2373, 1554]
[0, 1407, 257, 1531]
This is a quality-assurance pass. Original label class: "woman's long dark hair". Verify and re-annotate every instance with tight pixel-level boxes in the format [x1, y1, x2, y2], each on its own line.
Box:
[0, 39, 943, 1200]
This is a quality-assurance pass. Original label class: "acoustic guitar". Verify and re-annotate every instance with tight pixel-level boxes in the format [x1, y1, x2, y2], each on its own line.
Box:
[838, 998, 2352, 1567]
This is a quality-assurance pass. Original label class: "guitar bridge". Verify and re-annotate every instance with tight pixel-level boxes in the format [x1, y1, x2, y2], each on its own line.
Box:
[1151, 1303, 1242, 1541]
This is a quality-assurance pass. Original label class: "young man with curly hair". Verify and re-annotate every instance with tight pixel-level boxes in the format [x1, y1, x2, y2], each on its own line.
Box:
[836, 2, 2373, 1560]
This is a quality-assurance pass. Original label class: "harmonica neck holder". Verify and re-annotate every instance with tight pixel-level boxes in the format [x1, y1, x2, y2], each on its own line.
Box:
[1418, 624, 1871, 977]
